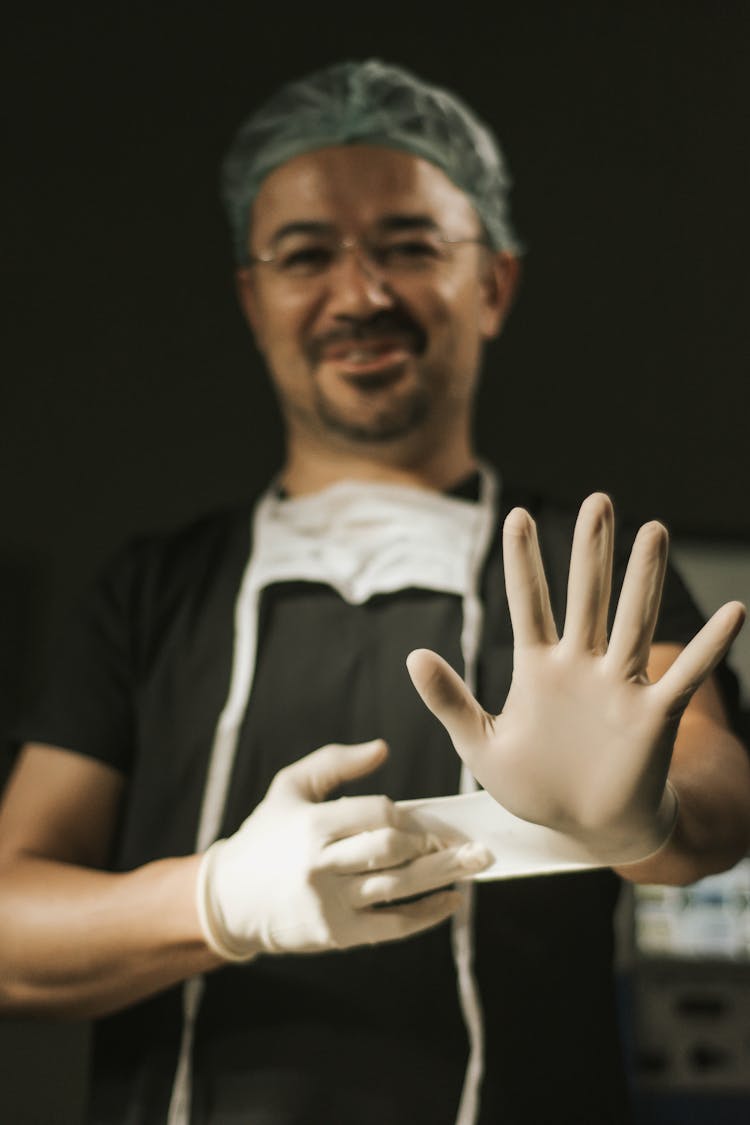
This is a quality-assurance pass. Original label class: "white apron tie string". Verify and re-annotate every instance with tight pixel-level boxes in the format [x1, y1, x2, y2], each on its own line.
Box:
[167, 463, 499, 1125]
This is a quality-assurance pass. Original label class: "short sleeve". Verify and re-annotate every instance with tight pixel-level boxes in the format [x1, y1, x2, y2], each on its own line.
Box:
[652, 561, 706, 647]
[612, 525, 742, 726]
[10, 542, 143, 775]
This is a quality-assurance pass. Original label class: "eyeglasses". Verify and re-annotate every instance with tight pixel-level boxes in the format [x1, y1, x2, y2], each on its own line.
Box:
[247, 230, 489, 285]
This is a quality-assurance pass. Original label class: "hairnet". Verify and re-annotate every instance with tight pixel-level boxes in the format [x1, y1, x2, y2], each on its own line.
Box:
[220, 58, 522, 264]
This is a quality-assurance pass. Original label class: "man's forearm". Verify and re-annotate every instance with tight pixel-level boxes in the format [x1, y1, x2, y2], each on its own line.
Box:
[615, 717, 750, 886]
[0, 853, 221, 1019]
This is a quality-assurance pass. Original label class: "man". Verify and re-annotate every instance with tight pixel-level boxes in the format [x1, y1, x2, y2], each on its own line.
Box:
[1, 59, 748, 1125]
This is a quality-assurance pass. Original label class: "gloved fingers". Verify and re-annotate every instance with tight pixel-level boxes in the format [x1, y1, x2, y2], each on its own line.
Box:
[347, 841, 492, 908]
[562, 493, 614, 653]
[606, 521, 669, 676]
[652, 601, 746, 714]
[320, 825, 442, 874]
[363, 889, 462, 944]
[271, 740, 388, 803]
[406, 649, 490, 756]
[314, 793, 402, 842]
[502, 508, 558, 646]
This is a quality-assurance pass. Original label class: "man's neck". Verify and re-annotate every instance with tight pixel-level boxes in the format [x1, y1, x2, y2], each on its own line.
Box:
[279, 436, 478, 498]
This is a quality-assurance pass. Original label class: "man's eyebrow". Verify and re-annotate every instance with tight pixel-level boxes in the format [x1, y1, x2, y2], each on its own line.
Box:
[269, 221, 337, 247]
[375, 213, 441, 233]
[267, 213, 442, 248]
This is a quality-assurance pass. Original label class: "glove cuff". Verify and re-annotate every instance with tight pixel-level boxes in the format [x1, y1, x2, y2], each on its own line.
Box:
[648, 778, 681, 857]
[620, 780, 681, 865]
[195, 841, 258, 963]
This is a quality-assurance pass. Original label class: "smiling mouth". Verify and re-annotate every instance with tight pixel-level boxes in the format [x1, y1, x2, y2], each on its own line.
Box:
[320, 340, 415, 376]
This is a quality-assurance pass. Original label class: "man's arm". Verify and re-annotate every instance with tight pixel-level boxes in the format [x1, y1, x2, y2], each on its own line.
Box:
[614, 646, 750, 885]
[0, 740, 485, 1019]
[0, 744, 221, 1019]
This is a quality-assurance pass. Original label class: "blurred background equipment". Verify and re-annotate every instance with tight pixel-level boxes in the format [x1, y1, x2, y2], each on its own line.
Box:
[623, 540, 750, 1125]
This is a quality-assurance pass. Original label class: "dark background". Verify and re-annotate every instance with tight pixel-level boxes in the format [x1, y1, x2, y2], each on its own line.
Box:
[0, 3, 748, 1121]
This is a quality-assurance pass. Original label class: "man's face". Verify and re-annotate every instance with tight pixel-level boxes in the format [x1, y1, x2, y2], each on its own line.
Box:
[236, 145, 516, 451]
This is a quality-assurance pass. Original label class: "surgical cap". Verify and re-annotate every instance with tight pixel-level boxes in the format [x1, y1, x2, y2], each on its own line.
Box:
[220, 58, 522, 264]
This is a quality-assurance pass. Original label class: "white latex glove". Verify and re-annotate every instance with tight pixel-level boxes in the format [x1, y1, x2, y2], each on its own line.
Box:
[196, 739, 491, 961]
[407, 493, 746, 865]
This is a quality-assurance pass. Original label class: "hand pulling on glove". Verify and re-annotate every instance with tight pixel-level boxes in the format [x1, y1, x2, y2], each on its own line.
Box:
[407, 493, 745, 865]
[196, 739, 491, 961]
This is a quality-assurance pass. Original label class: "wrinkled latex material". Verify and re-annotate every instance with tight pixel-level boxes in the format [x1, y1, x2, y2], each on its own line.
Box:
[399, 785, 679, 876]
[220, 58, 522, 263]
[407, 494, 745, 866]
[195, 741, 491, 961]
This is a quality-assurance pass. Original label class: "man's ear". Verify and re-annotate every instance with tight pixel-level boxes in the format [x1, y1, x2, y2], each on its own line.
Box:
[235, 266, 264, 346]
[479, 251, 521, 340]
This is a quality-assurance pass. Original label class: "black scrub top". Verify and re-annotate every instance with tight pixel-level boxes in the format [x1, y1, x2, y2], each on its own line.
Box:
[15, 475, 718, 1124]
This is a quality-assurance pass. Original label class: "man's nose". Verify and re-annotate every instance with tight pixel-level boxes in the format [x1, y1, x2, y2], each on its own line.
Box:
[323, 244, 395, 316]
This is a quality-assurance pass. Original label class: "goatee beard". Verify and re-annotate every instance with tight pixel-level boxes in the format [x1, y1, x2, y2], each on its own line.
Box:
[312, 384, 431, 444]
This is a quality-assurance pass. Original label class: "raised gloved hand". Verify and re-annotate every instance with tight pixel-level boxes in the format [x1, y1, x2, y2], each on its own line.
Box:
[196, 739, 491, 961]
[407, 493, 745, 865]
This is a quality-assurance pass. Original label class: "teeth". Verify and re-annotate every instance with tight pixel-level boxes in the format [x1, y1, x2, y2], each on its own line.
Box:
[323, 343, 410, 365]
[344, 349, 384, 362]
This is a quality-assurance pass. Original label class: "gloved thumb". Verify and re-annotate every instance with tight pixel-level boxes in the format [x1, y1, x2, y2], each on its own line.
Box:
[407, 649, 488, 757]
[278, 739, 389, 803]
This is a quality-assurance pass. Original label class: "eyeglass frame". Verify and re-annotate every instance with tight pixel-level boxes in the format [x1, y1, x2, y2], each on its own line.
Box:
[244, 222, 492, 284]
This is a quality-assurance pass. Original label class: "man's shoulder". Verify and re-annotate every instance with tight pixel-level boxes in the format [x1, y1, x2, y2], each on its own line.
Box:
[497, 479, 653, 586]
[94, 497, 261, 611]
[500, 478, 646, 542]
[500, 480, 579, 534]
[142, 499, 257, 563]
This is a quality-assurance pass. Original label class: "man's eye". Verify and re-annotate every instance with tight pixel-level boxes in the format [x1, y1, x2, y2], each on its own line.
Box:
[379, 240, 441, 263]
[279, 247, 333, 272]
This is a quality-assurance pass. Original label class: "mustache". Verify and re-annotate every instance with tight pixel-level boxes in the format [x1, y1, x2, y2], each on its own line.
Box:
[308, 313, 426, 363]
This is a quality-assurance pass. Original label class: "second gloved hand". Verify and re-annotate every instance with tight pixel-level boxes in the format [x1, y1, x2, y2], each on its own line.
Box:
[407, 494, 745, 865]
[196, 739, 490, 961]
